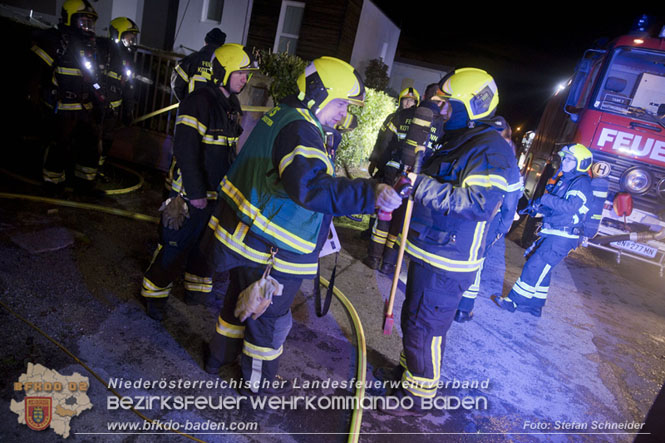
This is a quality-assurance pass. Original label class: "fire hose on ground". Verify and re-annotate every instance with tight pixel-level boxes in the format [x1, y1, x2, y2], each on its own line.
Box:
[0, 192, 368, 443]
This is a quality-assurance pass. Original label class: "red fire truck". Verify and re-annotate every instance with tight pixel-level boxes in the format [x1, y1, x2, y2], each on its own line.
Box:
[520, 16, 665, 275]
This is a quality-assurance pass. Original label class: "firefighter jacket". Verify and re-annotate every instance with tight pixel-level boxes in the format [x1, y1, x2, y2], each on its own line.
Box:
[368, 111, 397, 174]
[96, 37, 136, 117]
[487, 168, 522, 243]
[368, 100, 445, 183]
[485, 118, 523, 243]
[171, 83, 242, 200]
[30, 27, 101, 113]
[538, 170, 592, 239]
[171, 44, 216, 102]
[204, 95, 377, 278]
[406, 121, 517, 274]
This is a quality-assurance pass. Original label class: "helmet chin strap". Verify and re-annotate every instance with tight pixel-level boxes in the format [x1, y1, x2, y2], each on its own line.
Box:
[219, 84, 230, 97]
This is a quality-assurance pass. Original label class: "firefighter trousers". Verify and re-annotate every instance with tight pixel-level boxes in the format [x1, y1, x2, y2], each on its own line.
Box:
[43, 110, 99, 187]
[458, 237, 507, 313]
[367, 202, 407, 267]
[208, 266, 302, 392]
[98, 110, 118, 169]
[506, 235, 578, 309]
[141, 199, 215, 300]
[398, 261, 475, 405]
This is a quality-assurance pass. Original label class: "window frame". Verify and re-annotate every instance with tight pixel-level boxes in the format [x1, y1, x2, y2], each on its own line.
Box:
[272, 0, 305, 54]
[201, 0, 225, 24]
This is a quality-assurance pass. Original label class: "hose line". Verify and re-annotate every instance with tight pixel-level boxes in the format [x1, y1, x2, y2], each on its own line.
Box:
[0, 193, 368, 441]
[320, 276, 367, 443]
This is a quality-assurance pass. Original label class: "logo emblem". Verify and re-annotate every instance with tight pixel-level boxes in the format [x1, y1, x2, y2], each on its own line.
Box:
[592, 161, 611, 178]
[25, 397, 52, 431]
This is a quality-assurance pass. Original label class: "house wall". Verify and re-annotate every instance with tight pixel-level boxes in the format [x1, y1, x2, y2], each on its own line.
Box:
[296, 0, 361, 61]
[172, 0, 253, 55]
[109, 0, 145, 37]
[388, 60, 450, 99]
[349, 0, 399, 78]
[246, 0, 362, 62]
[245, 0, 280, 52]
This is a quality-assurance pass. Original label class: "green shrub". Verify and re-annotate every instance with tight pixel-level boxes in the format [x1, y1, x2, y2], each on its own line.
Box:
[364, 58, 390, 91]
[257, 49, 308, 104]
[336, 88, 397, 168]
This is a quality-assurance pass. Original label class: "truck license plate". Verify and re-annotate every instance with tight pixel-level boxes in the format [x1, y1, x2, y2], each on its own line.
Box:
[610, 240, 658, 258]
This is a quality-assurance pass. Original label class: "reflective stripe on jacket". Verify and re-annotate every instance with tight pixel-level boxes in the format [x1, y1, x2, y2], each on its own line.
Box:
[407, 123, 518, 274]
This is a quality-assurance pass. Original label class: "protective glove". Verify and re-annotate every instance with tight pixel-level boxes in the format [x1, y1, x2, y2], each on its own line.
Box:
[159, 195, 189, 230]
[375, 183, 402, 213]
[518, 198, 540, 217]
[234, 275, 284, 322]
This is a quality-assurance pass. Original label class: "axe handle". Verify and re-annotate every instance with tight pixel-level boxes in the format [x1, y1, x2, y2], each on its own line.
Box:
[385, 195, 414, 320]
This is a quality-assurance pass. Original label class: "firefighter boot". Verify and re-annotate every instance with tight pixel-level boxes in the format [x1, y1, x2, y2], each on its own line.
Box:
[238, 374, 294, 397]
[373, 365, 404, 383]
[146, 298, 167, 321]
[454, 309, 474, 323]
[379, 262, 396, 275]
[491, 294, 516, 313]
[363, 256, 381, 270]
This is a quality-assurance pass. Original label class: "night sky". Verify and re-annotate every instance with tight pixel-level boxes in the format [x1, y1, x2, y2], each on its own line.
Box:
[373, 2, 665, 135]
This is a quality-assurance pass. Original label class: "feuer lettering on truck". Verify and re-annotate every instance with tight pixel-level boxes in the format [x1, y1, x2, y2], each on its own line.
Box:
[595, 127, 665, 163]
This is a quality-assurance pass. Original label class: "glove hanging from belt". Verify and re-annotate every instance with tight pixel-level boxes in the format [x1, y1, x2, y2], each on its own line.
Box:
[235, 248, 284, 322]
[159, 194, 189, 230]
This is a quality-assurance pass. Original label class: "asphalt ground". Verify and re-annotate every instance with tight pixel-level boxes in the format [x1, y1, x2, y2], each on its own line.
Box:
[1, 157, 664, 443]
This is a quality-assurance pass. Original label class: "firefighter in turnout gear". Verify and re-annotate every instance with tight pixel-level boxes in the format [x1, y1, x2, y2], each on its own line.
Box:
[96, 17, 139, 174]
[454, 117, 522, 322]
[166, 28, 227, 193]
[492, 143, 593, 317]
[367, 87, 421, 179]
[198, 56, 403, 394]
[171, 28, 227, 102]
[31, 0, 102, 193]
[398, 87, 419, 110]
[378, 68, 517, 416]
[141, 43, 257, 321]
[364, 92, 449, 274]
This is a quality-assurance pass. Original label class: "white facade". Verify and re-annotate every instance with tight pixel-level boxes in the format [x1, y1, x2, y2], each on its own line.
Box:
[172, 0, 253, 54]
[350, 0, 400, 77]
[388, 59, 450, 98]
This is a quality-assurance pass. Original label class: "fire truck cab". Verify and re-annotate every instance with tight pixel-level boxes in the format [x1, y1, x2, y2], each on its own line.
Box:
[520, 16, 665, 275]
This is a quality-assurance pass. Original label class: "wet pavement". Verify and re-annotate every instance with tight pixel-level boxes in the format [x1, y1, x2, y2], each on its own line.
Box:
[1, 162, 664, 442]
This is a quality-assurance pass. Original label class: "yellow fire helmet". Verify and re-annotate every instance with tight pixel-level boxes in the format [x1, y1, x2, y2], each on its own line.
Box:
[438, 67, 499, 120]
[110, 17, 140, 49]
[211, 43, 259, 87]
[398, 87, 420, 107]
[297, 56, 365, 113]
[559, 143, 593, 172]
[61, 0, 97, 28]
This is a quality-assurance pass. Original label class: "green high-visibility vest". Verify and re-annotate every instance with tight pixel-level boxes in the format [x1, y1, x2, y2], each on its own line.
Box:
[220, 104, 331, 254]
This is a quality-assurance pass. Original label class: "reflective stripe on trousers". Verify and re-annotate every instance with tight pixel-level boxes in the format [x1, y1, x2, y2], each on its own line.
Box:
[209, 266, 302, 392]
[507, 235, 577, 309]
[399, 261, 474, 402]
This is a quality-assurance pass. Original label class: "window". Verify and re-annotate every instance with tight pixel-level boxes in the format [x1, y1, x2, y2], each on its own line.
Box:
[592, 47, 665, 121]
[273, 1, 304, 55]
[204, 0, 224, 23]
